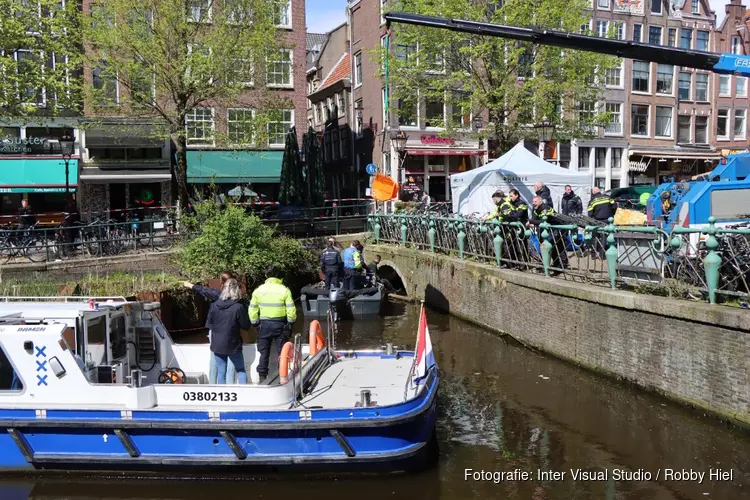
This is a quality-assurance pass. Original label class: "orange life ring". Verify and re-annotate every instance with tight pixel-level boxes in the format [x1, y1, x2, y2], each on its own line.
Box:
[279, 341, 296, 385]
[309, 320, 326, 356]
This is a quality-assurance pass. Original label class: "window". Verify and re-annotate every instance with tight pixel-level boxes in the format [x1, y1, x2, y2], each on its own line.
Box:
[667, 28, 677, 47]
[227, 0, 252, 23]
[267, 49, 292, 87]
[631, 104, 649, 136]
[695, 73, 708, 101]
[15, 49, 44, 105]
[717, 109, 729, 139]
[187, 0, 210, 22]
[229, 52, 253, 86]
[678, 72, 691, 100]
[336, 93, 344, 117]
[578, 147, 590, 169]
[696, 31, 709, 51]
[651, 0, 662, 14]
[648, 26, 662, 45]
[398, 98, 418, 127]
[632, 61, 650, 92]
[692, 0, 699, 14]
[185, 108, 214, 145]
[633, 24, 642, 42]
[694, 116, 707, 144]
[0, 345, 23, 391]
[425, 95, 444, 127]
[580, 21, 590, 35]
[451, 90, 470, 128]
[517, 44, 533, 78]
[597, 0, 609, 7]
[678, 115, 691, 143]
[227, 108, 254, 145]
[656, 64, 673, 94]
[731, 36, 742, 55]
[605, 60, 622, 86]
[267, 109, 293, 147]
[611, 148, 622, 170]
[595, 148, 606, 169]
[614, 22, 625, 40]
[272, 0, 291, 27]
[719, 75, 731, 96]
[577, 101, 595, 131]
[734, 109, 747, 139]
[354, 52, 362, 87]
[92, 64, 118, 105]
[680, 29, 692, 50]
[655, 106, 672, 137]
[605, 102, 622, 134]
[737, 77, 748, 97]
[130, 59, 155, 105]
[595, 177, 606, 189]
[596, 20, 608, 38]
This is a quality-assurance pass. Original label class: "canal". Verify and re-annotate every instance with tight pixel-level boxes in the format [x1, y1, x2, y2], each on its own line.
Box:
[2, 301, 749, 499]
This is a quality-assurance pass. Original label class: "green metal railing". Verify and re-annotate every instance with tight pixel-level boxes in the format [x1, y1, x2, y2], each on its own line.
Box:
[367, 214, 750, 306]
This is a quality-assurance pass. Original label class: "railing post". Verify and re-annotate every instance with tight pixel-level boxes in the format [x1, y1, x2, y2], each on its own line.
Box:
[605, 217, 618, 289]
[540, 216, 552, 277]
[703, 216, 721, 305]
[400, 216, 407, 247]
[428, 217, 436, 253]
[493, 221, 503, 267]
[457, 218, 466, 259]
[374, 216, 381, 243]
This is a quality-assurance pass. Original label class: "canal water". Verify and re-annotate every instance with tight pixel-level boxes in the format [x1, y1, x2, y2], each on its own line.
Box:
[2, 301, 749, 499]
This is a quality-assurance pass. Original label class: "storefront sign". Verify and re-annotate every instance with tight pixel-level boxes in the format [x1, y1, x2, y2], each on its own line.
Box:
[420, 135, 455, 145]
[613, 0, 644, 16]
[0, 136, 45, 154]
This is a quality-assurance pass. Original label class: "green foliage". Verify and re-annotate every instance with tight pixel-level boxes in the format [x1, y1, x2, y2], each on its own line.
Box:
[177, 200, 313, 285]
[0, 0, 82, 119]
[0, 271, 182, 297]
[383, 0, 618, 155]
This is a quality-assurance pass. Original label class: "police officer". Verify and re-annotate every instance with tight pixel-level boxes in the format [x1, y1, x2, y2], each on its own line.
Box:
[249, 265, 296, 383]
[484, 189, 507, 221]
[528, 196, 568, 270]
[319, 238, 342, 290]
[587, 187, 617, 258]
[341, 240, 363, 290]
[501, 189, 529, 265]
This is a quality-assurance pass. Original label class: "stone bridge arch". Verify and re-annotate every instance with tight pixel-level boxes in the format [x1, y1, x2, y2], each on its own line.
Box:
[377, 259, 409, 295]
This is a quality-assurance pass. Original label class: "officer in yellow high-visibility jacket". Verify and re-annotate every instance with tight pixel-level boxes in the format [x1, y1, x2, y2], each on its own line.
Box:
[249, 265, 296, 382]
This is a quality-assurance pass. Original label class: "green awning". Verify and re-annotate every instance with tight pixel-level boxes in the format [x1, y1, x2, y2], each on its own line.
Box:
[186, 150, 282, 183]
[0, 158, 78, 193]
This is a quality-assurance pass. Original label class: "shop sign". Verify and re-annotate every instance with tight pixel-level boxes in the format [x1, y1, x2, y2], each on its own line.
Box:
[0, 136, 45, 154]
[420, 135, 455, 146]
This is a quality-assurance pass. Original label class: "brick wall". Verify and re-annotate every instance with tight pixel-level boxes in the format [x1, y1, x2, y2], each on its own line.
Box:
[370, 244, 750, 425]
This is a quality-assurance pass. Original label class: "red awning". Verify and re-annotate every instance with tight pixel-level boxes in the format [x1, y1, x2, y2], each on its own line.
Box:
[406, 149, 482, 156]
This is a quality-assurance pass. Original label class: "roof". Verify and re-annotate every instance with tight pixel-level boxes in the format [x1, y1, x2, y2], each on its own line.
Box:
[318, 52, 351, 90]
[306, 33, 327, 52]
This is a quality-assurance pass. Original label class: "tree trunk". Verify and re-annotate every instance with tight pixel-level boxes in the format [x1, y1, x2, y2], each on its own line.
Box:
[172, 133, 191, 212]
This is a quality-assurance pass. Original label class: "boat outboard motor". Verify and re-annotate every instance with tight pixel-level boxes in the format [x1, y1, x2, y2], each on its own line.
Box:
[329, 287, 342, 321]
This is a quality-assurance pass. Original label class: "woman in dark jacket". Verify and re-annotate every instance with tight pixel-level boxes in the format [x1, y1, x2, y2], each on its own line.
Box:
[205, 279, 251, 384]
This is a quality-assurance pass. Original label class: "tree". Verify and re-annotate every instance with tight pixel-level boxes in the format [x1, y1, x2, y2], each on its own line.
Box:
[0, 0, 82, 120]
[383, 0, 618, 156]
[82, 0, 287, 208]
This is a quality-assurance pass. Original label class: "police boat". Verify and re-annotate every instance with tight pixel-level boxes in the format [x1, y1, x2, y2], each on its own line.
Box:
[0, 296, 438, 475]
[300, 279, 386, 319]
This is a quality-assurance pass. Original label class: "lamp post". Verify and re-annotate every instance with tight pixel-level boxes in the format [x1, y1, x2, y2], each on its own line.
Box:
[534, 116, 554, 161]
[390, 130, 408, 184]
[298, 146, 310, 208]
[59, 133, 75, 195]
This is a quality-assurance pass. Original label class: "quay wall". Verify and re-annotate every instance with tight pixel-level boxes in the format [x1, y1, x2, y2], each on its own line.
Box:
[370, 244, 750, 426]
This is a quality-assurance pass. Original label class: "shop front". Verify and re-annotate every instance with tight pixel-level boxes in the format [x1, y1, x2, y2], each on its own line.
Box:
[186, 150, 283, 201]
[398, 134, 484, 202]
[627, 148, 721, 186]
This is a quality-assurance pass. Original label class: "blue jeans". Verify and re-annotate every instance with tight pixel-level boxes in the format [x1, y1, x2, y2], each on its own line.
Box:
[208, 330, 236, 384]
[214, 352, 247, 384]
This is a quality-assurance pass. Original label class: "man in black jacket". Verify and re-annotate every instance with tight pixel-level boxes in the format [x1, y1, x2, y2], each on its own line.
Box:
[319, 238, 342, 290]
[528, 196, 568, 270]
[501, 189, 529, 266]
[534, 181, 554, 209]
[587, 187, 617, 258]
[560, 185, 583, 216]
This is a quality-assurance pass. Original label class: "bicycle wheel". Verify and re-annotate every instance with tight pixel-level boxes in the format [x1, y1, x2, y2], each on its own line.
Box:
[25, 237, 49, 263]
[0, 238, 15, 264]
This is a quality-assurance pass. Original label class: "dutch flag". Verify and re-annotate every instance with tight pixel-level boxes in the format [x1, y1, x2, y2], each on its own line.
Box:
[412, 304, 437, 385]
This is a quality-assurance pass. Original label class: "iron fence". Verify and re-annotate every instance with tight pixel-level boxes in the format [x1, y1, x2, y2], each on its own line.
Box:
[368, 214, 750, 306]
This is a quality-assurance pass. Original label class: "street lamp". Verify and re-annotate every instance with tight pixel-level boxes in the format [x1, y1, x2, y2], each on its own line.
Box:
[534, 116, 554, 160]
[59, 133, 75, 194]
[390, 130, 408, 184]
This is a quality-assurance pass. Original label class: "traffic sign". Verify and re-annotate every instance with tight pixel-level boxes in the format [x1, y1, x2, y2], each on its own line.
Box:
[366, 163, 377, 175]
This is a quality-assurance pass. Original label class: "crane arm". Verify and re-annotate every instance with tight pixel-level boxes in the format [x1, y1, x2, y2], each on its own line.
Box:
[383, 11, 750, 76]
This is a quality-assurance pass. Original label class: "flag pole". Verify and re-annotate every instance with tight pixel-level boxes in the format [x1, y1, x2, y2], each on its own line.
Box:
[403, 300, 424, 400]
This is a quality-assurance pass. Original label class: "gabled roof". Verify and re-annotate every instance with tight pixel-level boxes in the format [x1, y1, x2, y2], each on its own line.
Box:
[318, 52, 351, 90]
[307, 33, 327, 52]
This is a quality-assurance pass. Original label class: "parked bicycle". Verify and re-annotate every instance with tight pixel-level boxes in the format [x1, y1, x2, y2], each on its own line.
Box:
[0, 222, 47, 264]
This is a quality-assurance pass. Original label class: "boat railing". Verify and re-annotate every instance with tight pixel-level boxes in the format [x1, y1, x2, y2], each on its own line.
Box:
[291, 332, 302, 407]
[0, 295, 129, 303]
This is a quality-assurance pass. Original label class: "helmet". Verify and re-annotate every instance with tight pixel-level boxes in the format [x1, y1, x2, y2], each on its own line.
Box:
[661, 191, 671, 200]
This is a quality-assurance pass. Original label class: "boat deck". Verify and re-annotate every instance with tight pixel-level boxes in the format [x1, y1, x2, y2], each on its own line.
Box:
[301, 354, 414, 409]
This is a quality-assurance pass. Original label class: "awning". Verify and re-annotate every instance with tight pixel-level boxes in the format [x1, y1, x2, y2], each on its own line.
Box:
[628, 150, 721, 160]
[186, 150, 283, 183]
[79, 166, 171, 184]
[406, 149, 482, 156]
[0, 158, 78, 193]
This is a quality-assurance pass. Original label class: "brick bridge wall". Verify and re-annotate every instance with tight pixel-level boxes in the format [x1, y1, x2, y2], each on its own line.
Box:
[369, 244, 750, 426]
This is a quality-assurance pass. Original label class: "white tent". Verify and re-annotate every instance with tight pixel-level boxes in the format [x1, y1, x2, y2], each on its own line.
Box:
[450, 142, 591, 216]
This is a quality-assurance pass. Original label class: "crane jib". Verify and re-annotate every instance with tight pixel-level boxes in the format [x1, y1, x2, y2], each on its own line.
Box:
[383, 11, 750, 77]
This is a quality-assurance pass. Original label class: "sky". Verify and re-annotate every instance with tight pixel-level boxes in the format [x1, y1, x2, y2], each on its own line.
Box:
[305, 1, 732, 35]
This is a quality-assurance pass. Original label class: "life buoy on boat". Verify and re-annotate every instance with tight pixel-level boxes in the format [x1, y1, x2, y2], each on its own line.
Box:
[309, 320, 325, 356]
[158, 367, 185, 384]
[279, 342, 296, 385]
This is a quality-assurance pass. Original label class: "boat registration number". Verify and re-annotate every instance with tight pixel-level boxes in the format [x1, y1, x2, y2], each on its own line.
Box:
[182, 391, 238, 402]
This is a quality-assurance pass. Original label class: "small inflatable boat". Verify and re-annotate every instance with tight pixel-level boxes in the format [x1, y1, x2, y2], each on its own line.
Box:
[300, 283, 385, 319]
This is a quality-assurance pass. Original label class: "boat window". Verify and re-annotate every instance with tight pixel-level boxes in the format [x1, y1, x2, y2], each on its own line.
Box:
[110, 315, 127, 360]
[86, 316, 107, 367]
[0, 344, 23, 391]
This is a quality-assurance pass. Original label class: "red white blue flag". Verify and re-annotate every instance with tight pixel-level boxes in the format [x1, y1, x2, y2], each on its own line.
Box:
[413, 304, 437, 385]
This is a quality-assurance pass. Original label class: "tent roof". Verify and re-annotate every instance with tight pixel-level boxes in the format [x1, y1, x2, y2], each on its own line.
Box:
[451, 142, 589, 186]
